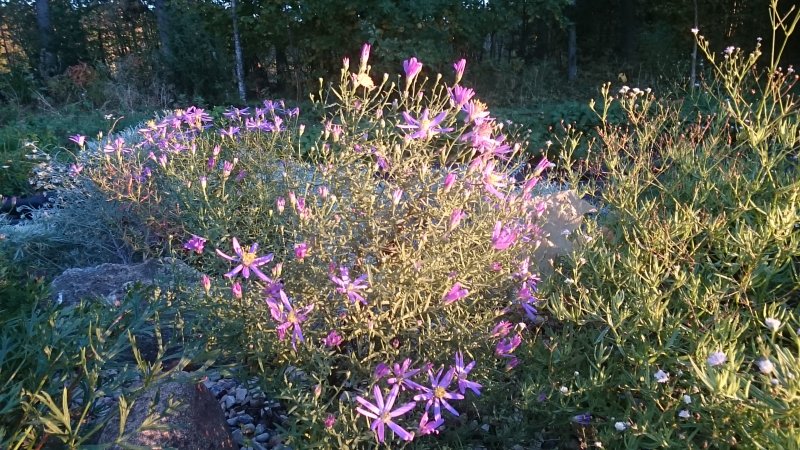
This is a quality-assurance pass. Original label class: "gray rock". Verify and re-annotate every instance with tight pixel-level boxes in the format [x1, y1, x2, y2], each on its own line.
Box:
[238, 414, 254, 424]
[255, 432, 270, 443]
[242, 423, 256, 434]
[222, 395, 236, 410]
[232, 429, 245, 445]
[51, 257, 201, 307]
[97, 380, 236, 450]
[235, 387, 248, 403]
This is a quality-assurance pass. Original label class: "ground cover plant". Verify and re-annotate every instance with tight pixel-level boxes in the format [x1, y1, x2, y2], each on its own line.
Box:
[0, 1, 798, 449]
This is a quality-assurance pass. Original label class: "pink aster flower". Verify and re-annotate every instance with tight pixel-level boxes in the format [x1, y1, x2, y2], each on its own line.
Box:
[453, 58, 466, 84]
[69, 134, 86, 147]
[492, 221, 518, 250]
[442, 282, 468, 305]
[414, 366, 464, 421]
[265, 289, 314, 350]
[491, 321, 513, 338]
[443, 172, 457, 192]
[216, 237, 274, 282]
[418, 412, 444, 436]
[449, 209, 466, 230]
[403, 57, 423, 84]
[495, 334, 522, 357]
[183, 234, 207, 254]
[324, 330, 343, 348]
[200, 274, 211, 295]
[355, 385, 416, 443]
[449, 85, 475, 108]
[231, 281, 242, 299]
[294, 242, 308, 260]
[398, 109, 453, 141]
[359, 43, 371, 72]
[324, 414, 336, 428]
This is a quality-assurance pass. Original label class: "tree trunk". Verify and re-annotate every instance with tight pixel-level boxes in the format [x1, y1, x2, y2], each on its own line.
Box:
[567, 21, 577, 81]
[154, 0, 171, 61]
[35, 0, 56, 76]
[231, 0, 246, 103]
[690, 0, 699, 89]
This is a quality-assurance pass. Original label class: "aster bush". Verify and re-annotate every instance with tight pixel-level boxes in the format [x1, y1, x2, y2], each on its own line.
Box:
[516, 3, 800, 448]
[85, 43, 557, 447]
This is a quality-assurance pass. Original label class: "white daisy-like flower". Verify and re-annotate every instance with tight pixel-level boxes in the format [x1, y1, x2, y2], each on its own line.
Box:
[758, 358, 775, 374]
[683, 395, 692, 404]
[707, 351, 727, 367]
[654, 369, 670, 383]
[765, 318, 782, 332]
[614, 421, 628, 431]
[678, 410, 691, 419]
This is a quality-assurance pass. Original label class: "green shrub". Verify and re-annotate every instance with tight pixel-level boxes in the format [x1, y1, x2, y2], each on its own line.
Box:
[518, 3, 800, 448]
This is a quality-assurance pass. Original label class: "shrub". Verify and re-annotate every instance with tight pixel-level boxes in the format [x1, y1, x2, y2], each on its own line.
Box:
[87, 45, 559, 447]
[518, 3, 800, 448]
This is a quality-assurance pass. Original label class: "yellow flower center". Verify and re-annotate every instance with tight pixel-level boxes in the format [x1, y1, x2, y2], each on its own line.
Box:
[287, 310, 297, 323]
[434, 386, 446, 399]
[241, 251, 256, 266]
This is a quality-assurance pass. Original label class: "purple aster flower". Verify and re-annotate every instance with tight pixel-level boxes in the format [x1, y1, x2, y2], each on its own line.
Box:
[220, 126, 240, 138]
[265, 289, 314, 350]
[398, 109, 453, 141]
[183, 234, 207, 254]
[453, 352, 481, 395]
[216, 237, 274, 282]
[324, 330, 343, 348]
[505, 356, 519, 371]
[442, 282, 469, 305]
[375, 363, 391, 380]
[707, 351, 727, 367]
[69, 134, 86, 147]
[388, 358, 425, 391]
[324, 414, 336, 428]
[403, 57, 423, 84]
[355, 385, 416, 443]
[413, 367, 464, 421]
[200, 274, 211, 295]
[330, 266, 369, 305]
[207, 157, 216, 171]
[453, 58, 466, 84]
[231, 281, 242, 299]
[418, 412, 444, 436]
[492, 221, 518, 250]
[495, 334, 522, 357]
[449, 85, 475, 108]
[223, 107, 250, 120]
[572, 413, 592, 426]
[294, 242, 308, 260]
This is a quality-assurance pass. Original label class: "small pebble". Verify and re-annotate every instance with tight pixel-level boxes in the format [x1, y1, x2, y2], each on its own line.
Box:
[255, 432, 270, 443]
[235, 387, 248, 403]
[222, 395, 235, 410]
[239, 414, 254, 424]
[231, 429, 244, 445]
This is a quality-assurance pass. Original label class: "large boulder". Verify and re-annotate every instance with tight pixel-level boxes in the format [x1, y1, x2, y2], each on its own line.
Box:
[50, 258, 202, 364]
[50, 257, 200, 307]
[98, 380, 237, 450]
